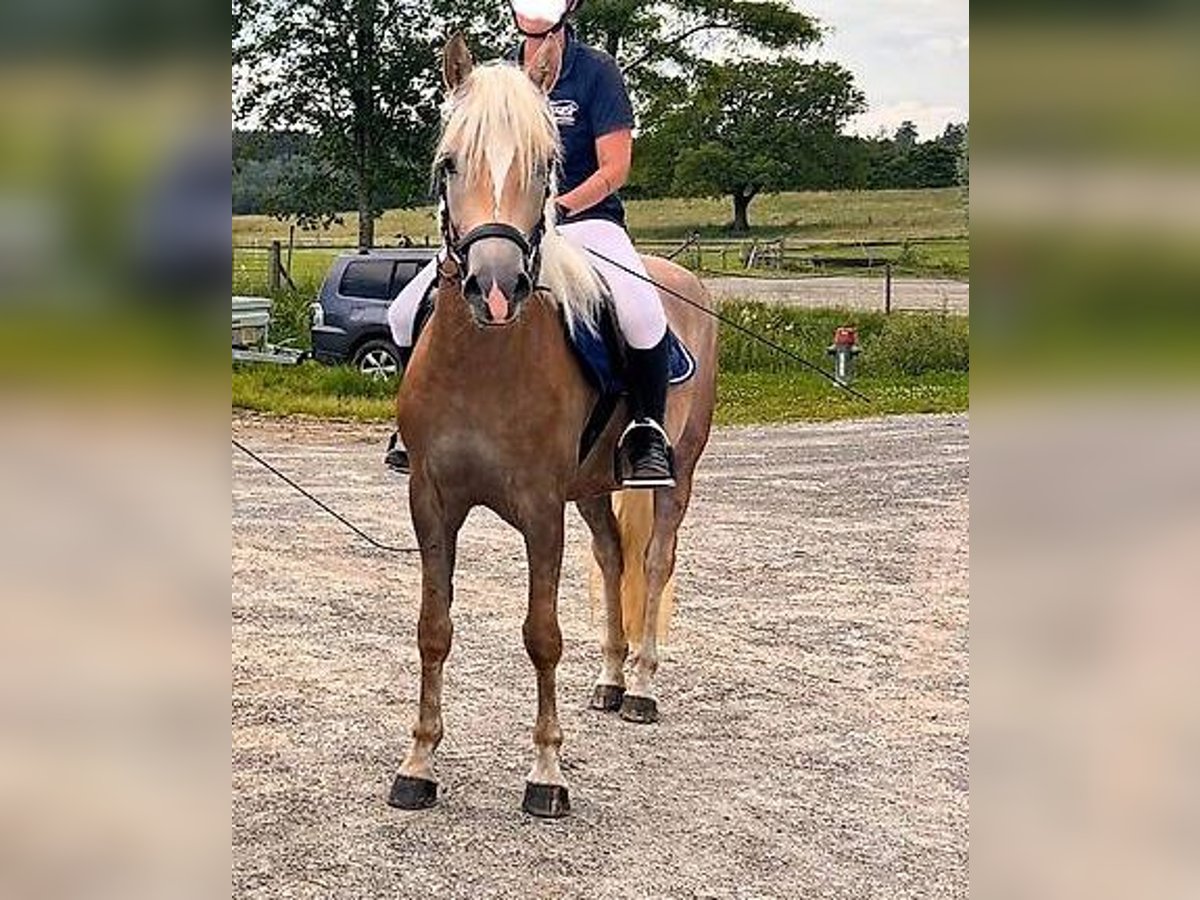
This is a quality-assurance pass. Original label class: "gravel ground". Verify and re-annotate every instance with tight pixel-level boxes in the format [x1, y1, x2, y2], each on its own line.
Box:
[702, 275, 968, 314]
[232, 413, 969, 899]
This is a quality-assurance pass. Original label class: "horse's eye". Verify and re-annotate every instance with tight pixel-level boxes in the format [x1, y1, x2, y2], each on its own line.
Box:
[441, 158, 457, 177]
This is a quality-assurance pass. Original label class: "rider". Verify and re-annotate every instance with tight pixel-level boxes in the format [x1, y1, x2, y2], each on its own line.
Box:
[385, 0, 675, 488]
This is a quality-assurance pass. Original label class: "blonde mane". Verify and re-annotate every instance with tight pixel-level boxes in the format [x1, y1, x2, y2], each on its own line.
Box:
[434, 61, 608, 334]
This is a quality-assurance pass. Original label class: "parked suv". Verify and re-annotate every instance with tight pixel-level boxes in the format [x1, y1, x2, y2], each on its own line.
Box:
[310, 248, 436, 378]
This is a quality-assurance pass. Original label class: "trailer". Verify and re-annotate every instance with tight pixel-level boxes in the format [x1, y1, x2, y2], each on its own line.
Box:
[232, 296, 307, 365]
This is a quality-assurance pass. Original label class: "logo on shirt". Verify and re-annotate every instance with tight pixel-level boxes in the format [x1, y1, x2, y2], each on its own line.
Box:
[549, 99, 578, 127]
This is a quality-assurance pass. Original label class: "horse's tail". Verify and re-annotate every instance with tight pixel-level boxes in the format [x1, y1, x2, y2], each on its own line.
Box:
[589, 491, 676, 647]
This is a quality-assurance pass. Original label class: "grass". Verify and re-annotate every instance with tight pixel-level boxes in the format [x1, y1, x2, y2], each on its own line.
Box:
[233, 189, 971, 425]
[624, 189, 967, 242]
[232, 187, 970, 283]
[232, 303, 969, 425]
[233, 188, 967, 245]
[716, 371, 968, 425]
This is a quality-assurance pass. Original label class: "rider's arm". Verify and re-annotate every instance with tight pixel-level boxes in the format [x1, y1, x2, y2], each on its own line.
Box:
[556, 128, 632, 215]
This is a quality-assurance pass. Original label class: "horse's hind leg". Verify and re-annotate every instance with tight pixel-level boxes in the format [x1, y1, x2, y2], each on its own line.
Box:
[388, 476, 464, 810]
[520, 506, 571, 817]
[622, 473, 694, 724]
[578, 496, 627, 711]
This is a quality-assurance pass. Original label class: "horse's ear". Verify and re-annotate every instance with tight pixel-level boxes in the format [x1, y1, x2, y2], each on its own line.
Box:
[442, 33, 474, 92]
[527, 35, 563, 94]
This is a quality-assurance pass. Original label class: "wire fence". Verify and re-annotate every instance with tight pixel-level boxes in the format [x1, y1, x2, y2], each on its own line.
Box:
[232, 234, 969, 313]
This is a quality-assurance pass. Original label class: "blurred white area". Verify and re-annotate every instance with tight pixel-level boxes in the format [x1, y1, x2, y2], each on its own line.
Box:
[974, 163, 1200, 235]
[0, 401, 228, 899]
[973, 397, 1200, 899]
[0, 2, 229, 892]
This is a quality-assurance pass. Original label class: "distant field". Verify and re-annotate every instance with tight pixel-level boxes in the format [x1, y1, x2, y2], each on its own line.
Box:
[233, 187, 967, 246]
[233, 188, 969, 290]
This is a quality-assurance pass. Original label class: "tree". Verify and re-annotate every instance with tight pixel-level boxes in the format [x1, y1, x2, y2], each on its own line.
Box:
[956, 123, 969, 214]
[234, 0, 507, 249]
[639, 59, 864, 231]
[576, 0, 820, 97]
[894, 120, 919, 152]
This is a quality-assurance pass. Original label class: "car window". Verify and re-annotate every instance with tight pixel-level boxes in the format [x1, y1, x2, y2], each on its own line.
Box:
[392, 262, 421, 293]
[339, 260, 396, 300]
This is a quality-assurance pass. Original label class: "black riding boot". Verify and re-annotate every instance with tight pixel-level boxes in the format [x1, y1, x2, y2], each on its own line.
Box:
[384, 346, 414, 474]
[621, 334, 675, 488]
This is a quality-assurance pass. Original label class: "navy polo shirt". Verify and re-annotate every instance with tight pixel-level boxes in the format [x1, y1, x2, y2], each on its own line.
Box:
[513, 30, 634, 226]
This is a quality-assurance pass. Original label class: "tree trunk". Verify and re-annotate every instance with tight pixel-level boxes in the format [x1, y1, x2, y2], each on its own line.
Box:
[354, 115, 374, 250]
[731, 190, 753, 233]
[357, 174, 374, 250]
[353, 6, 375, 251]
[605, 29, 620, 60]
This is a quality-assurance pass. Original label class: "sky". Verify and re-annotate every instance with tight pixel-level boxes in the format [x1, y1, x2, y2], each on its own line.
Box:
[796, 0, 969, 139]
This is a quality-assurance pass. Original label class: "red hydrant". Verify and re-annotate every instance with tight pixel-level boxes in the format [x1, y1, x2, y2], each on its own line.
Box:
[827, 326, 861, 385]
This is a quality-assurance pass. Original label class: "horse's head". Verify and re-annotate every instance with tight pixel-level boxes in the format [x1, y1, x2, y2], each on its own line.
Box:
[434, 35, 564, 328]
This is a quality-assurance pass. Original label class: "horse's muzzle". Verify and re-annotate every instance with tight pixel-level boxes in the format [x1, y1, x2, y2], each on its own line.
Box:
[463, 267, 533, 327]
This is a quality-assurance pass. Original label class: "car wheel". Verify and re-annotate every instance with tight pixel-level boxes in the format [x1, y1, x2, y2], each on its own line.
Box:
[352, 339, 403, 380]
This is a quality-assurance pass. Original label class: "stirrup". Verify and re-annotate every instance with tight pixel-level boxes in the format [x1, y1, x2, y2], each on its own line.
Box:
[617, 419, 676, 489]
[384, 431, 410, 475]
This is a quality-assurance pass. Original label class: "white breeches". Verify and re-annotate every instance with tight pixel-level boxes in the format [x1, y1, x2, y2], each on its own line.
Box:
[386, 218, 667, 350]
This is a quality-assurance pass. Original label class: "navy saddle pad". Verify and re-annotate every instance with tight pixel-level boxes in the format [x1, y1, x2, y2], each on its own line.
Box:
[569, 317, 696, 396]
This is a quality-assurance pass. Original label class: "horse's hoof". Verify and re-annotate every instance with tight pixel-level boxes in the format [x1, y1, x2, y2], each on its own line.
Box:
[522, 782, 571, 818]
[387, 774, 438, 810]
[589, 683, 625, 711]
[620, 694, 659, 724]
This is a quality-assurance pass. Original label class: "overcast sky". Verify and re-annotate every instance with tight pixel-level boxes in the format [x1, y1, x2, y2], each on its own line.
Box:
[796, 0, 968, 139]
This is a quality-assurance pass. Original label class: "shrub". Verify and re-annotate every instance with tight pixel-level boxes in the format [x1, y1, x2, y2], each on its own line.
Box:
[865, 312, 969, 375]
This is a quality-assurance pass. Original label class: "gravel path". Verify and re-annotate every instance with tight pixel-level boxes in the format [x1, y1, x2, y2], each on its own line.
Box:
[702, 275, 968, 314]
[232, 413, 969, 899]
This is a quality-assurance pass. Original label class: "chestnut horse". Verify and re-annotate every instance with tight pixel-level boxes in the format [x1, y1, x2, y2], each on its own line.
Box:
[388, 36, 716, 818]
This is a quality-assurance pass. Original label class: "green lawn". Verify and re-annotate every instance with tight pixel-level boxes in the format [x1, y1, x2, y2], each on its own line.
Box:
[233, 363, 967, 425]
[232, 303, 969, 426]
[233, 187, 966, 246]
[232, 188, 969, 286]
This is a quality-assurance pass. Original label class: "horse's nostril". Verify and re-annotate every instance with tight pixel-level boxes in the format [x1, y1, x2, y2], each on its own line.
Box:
[463, 274, 482, 301]
[513, 272, 532, 303]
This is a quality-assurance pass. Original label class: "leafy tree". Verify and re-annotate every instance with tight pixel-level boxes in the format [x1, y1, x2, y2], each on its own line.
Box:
[234, 0, 507, 248]
[894, 120, 919, 152]
[957, 123, 969, 213]
[857, 122, 967, 190]
[638, 59, 865, 231]
[576, 0, 819, 97]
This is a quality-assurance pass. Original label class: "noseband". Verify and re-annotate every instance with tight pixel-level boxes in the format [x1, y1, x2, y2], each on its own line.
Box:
[436, 161, 551, 286]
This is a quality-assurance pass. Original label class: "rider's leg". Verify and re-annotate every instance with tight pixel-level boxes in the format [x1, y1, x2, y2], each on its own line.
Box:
[557, 219, 674, 487]
[384, 255, 441, 474]
[388, 255, 441, 348]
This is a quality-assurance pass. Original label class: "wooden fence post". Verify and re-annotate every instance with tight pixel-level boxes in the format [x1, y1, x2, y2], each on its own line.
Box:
[268, 240, 282, 293]
[885, 261, 893, 314]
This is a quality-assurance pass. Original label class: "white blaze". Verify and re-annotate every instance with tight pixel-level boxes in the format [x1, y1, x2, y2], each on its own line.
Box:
[486, 139, 515, 215]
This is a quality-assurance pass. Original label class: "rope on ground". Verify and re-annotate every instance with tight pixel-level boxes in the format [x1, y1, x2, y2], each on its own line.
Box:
[232, 436, 420, 555]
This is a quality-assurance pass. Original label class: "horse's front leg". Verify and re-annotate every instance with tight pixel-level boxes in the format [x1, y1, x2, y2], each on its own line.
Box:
[388, 475, 464, 810]
[520, 505, 570, 817]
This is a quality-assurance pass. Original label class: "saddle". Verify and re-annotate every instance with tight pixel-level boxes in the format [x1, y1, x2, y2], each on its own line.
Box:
[413, 279, 696, 462]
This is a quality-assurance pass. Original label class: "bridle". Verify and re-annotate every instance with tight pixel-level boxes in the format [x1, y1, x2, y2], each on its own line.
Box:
[435, 157, 552, 286]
